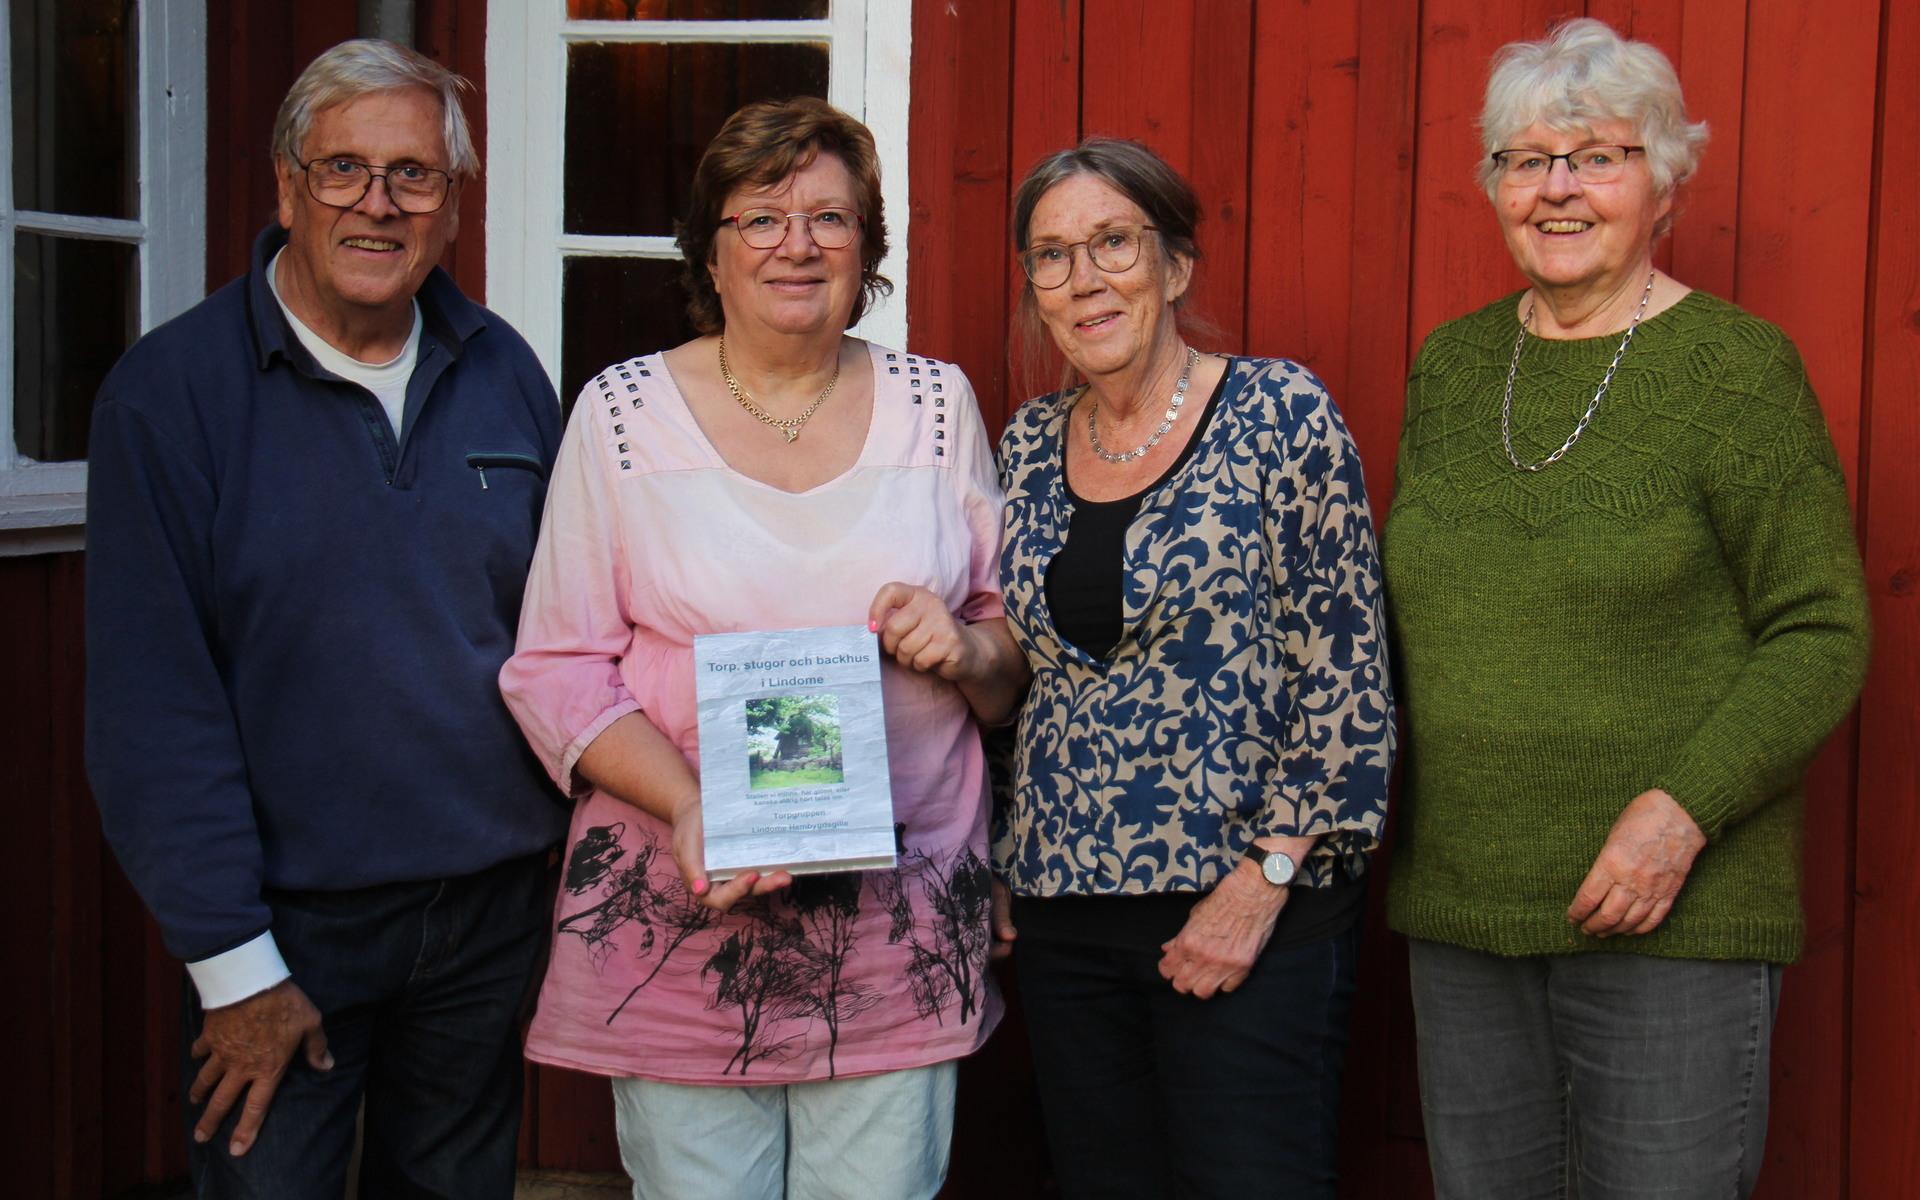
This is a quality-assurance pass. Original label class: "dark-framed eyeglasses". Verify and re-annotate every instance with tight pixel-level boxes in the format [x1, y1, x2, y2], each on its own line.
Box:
[720, 207, 864, 250]
[1019, 225, 1158, 290]
[1491, 145, 1646, 186]
[300, 158, 454, 214]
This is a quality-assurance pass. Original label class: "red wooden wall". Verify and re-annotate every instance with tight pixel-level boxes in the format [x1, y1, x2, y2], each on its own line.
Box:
[906, 1, 1918, 1197]
[6, 1, 1914, 1196]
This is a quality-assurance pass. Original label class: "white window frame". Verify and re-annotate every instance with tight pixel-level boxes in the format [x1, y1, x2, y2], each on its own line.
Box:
[486, 3, 911, 392]
[0, 0, 207, 555]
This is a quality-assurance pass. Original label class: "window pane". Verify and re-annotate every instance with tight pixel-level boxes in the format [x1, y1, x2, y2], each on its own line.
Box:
[568, 0, 828, 19]
[561, 256, 700, 409]
[10, 0, 137, 218]
[564, 41, 830, 237]
[14, 233, 138, 462]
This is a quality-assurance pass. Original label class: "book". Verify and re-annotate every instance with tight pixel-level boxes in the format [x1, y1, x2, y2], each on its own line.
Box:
[692, 624, 897, 879]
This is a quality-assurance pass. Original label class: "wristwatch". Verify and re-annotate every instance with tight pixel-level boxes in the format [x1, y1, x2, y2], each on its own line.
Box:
[1243, 844, 1297, 887]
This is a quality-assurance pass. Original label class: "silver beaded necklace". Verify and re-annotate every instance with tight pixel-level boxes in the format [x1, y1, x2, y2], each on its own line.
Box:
[1087, 346, 1201, 465]
[1501, 271, 1655, 472]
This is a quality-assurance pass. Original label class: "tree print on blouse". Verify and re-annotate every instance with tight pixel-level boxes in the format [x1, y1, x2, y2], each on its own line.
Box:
[873, 832, 993, 1026]
[553, 822, 716, 1024]
[556, 822, 990, 1074]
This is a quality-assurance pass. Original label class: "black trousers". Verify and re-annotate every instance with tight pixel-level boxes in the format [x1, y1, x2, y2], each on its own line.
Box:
[1015, 921, 1359, 1200]
[185, 852, 552, 1200]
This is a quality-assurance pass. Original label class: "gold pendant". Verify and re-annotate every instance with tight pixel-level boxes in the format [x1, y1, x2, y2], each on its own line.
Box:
[782, 427, 799, 444]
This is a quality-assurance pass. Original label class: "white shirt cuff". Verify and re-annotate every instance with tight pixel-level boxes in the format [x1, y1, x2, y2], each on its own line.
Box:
[186, 931, 292, 1009]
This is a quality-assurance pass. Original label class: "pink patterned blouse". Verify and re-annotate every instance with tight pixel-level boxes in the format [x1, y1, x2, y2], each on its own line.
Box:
[500, 342, 1004, 1083]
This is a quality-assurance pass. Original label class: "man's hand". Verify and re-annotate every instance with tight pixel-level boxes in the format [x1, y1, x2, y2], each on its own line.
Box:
[189, 979, 332, 1156]
[1567, 788, 1707, 937]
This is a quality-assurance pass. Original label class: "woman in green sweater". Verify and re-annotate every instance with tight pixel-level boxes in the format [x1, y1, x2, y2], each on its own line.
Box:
[1382, 18, 1870, 1199]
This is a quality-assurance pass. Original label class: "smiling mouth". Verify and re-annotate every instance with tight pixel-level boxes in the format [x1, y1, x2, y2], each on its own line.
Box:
[1075, 313, 1120, 330]
[1537, 220, 1593, 234]
[342, 237, 403, 251]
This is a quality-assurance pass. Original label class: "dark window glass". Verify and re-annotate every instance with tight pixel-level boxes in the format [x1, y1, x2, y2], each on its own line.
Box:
[10, 0, 136, 218]
[561, 256, 700, 411]
[14, 233, 138, 461]
[564, 40, 829, 237]
[568, 0, 828, 19]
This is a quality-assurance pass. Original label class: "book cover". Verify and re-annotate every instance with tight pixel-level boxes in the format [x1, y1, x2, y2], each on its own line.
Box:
[692, 624, 896, 878]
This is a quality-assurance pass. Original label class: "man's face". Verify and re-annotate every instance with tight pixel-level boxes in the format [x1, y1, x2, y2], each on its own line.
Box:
[275, 87, 461, 329]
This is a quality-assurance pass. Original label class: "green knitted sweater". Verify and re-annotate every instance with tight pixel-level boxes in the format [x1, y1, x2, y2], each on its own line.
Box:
[1382, 290, 1870, 964]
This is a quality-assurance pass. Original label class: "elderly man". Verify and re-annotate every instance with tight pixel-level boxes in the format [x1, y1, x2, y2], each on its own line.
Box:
[84, 40, 563, 1199]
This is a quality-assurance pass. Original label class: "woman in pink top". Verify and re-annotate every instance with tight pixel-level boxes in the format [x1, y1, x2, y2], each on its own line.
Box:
[499, 99, 1027, 1198]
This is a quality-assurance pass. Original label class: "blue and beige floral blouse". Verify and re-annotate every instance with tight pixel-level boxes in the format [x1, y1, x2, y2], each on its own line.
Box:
[994, 357, 1394, 895]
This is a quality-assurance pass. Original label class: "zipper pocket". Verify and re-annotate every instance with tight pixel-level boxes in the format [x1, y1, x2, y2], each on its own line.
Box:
[466, 450, 546, 490]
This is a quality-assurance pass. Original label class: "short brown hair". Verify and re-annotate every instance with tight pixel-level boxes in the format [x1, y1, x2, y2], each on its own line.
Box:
[677, 97, 891, 334]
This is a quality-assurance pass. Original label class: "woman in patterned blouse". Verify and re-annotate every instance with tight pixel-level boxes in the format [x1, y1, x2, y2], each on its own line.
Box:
[991, 137, 1395, 1198]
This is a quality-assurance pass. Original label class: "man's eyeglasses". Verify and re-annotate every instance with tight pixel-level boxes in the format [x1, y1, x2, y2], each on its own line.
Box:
[1019, 225, 1158, 290]
[1491, 145, 1646, 186]
[720, 207, 864, 250]
[300, 158, 454, 214]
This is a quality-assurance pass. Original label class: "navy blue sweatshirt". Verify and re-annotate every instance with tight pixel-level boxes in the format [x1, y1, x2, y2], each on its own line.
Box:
[85, 226, 567, 963]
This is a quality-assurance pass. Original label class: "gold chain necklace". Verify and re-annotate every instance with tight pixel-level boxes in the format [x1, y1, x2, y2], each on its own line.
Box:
[718, 336, 841, 445]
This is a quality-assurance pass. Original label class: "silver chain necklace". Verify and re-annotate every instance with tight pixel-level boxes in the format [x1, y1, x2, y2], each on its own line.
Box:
[1501, 271, 1655, 472]
[718, 335, 841, 445]
[1087, 346, 1201, 465]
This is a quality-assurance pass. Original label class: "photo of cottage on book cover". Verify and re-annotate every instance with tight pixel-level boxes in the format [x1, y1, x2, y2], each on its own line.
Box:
[745, 694, 844, 791]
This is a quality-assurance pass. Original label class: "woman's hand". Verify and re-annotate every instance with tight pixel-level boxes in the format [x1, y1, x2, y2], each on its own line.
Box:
[666, 789, 792, 914]
[867, 583, 1029, 724]
[1157, 853, 1296, 999]
[868, 582, 979, 680]
[990, 879, 1017, 961]
[1567, 788, 1706, 937]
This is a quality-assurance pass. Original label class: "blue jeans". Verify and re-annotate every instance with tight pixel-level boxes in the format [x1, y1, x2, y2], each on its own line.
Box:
[610, 1061, 956, 1198]
[1408, 939, 1783, 1200]
[185, 852, 552, 1200]
[1015, 923, 1359, 1199]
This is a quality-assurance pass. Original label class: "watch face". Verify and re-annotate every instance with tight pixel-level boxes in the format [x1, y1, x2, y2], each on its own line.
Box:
[1261, 853, 1295, 886]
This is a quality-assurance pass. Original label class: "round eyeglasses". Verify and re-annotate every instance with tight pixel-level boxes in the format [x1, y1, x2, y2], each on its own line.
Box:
[300, 158, 453, 214]
[720, 207, 864, 250]
[1491, 145, 1646, 186]
[1019, 225, 1158, 290]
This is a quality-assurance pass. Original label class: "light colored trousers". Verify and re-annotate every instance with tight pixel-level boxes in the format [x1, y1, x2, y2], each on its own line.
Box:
[1409, 939, 1782, 1200]
[611, 1060, 956, 1199]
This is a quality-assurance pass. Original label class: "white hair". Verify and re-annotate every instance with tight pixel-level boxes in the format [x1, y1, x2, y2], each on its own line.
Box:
[271, 39, 478, 179]
[1478, 18, 1708, 207]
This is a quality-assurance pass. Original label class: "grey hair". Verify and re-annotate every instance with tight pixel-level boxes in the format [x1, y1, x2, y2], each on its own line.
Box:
[1478, 18, 1708, 205]
[271, 39, 478, 179]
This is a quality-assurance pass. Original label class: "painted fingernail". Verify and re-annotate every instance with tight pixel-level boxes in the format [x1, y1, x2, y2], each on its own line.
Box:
[691, 878, 708, 896]
[868, 621, 879, 632]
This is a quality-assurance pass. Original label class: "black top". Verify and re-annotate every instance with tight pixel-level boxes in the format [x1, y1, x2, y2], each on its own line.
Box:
[1028, 365, 1364, 950]
[1045, 371, 1228, 659]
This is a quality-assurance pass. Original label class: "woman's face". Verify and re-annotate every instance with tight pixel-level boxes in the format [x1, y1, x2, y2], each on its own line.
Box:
[1495, 118, 1671, 297]
[709, 151, 864, 340]
[1025, 173, 1191, 385]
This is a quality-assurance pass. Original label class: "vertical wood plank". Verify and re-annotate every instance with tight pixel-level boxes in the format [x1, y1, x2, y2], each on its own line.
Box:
[1406, 0, 1577, 359]
[48, 554, 102, 1200]
[416, 0, 491, 303]
[532, 1065, 621, 1171]
[907, 0, 1016, 429]
[1006, 0, 1084, 403]
[0, 559, 55, 1200]
[1669, 0, 1746, 300]
[1080, 0, 1254, 347]
[1849, 0, 1920, 1193]
[1732, 5, 1877, 1196]
[1340, 0, 1422, 492]
[1245, 0, 1361, 390]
